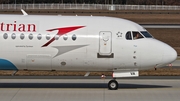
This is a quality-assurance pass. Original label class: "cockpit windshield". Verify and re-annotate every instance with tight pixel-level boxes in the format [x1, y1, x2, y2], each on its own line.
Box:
[126, 31, 132, 40]
[132, 31, 144, 40]
[126, 31, 153, 40]
[140, 31, 153, 38]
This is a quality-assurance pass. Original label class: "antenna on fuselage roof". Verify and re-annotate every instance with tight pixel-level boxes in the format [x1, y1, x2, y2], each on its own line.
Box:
[21, 9, 28, 16]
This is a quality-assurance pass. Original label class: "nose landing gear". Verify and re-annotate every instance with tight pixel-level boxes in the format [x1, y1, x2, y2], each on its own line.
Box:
[108, 79, 118, 90]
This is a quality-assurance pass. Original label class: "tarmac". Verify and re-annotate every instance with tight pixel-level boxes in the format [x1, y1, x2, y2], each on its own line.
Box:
[0, 77, 180, 101]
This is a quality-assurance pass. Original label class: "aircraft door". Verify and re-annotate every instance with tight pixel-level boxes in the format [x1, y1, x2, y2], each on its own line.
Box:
[99, 31, 112, 56]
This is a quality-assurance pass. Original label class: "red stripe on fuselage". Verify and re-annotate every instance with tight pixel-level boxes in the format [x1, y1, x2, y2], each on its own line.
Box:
[42, 37, 55, 47]
[42, 26, 85, 47]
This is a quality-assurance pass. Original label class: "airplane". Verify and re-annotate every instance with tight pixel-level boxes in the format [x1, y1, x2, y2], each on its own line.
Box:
[0, 10, 177, 90]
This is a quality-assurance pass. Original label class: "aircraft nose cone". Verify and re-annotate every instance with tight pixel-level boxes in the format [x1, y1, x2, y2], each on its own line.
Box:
[163, 45, 177, 64]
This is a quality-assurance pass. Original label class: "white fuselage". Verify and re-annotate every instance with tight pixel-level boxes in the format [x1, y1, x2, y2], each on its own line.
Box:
[0, 15, 177, 71]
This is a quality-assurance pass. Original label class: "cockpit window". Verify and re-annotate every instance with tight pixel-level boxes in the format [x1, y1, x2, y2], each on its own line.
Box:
[132, 31, 144, 40]
[126, 31, 132, 40]
[140, 31, 153, 38]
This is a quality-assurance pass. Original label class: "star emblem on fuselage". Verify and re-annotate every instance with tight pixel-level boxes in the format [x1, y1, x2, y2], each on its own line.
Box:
[116, 32, 122, 37]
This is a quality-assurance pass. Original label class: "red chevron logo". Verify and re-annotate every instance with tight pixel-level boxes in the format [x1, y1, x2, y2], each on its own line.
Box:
[42, 26, 85, 47]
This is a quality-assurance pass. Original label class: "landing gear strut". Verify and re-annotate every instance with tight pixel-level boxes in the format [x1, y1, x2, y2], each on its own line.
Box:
[108, 79, 118, 90]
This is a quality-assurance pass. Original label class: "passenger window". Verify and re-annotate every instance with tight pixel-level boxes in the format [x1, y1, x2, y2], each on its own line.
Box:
[72, 34, 77, 41]
[126, 31, 132, 40]
[29, 33, 33, 40]
[3, 33, 8, 39]
[11, 33, 16, 40]
[46, 34, 51, 40]
[132, 31, 144, 40]
[37, 34, 42, 40]
[55, 35, 59, 40]
[63, 34, 68, 40]
[20, 33, 25, 40]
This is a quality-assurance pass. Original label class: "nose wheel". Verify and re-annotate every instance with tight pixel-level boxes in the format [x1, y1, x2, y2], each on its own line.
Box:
[108, 79, 118, 90]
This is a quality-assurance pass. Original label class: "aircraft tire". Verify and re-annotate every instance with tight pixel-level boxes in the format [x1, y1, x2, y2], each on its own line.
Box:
[108, 79, 118, 90]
